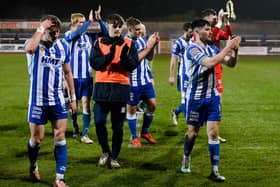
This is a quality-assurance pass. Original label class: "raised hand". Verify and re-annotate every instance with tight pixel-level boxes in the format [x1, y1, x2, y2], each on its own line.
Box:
[95, 5, 102, 20]
[89, 9, 93, 22]
[40, 19, 54, 29]
[227, 36, 241, 49]
[147, 32, 160, 49]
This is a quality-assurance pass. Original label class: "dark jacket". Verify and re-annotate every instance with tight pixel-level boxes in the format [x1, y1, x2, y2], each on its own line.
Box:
[90, 35, 139, 102]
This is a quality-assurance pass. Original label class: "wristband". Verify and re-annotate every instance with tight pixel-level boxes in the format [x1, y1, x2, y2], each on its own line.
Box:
[70, 94, 77, 102]
[231, 50, 236, 58]
[36, 26, 45, 34]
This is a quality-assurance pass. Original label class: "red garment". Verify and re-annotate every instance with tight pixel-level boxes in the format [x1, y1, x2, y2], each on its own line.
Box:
[212, 25, 232, 45]
[212, 25, 232, 94]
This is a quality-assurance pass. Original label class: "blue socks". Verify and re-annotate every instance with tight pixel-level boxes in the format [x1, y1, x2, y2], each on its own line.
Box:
[175, 103, 186, 116]
[54, 140, 67, 175]
[184, 135, 195, 157]
[208, 139, 220, 166]
[71, 113, 78, 129]
[127, 113, 137, 139]
[27, 139, 40, 167]
[142, 113, 154, 134]
[82, 113, 91, 136]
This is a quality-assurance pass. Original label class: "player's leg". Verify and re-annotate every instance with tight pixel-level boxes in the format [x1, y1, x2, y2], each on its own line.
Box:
[175, 74, 186, 115]
[127, 86, 142, 147]
[171, 74, 182, 125]
[80, 95, 93, 144]
[181, 97, 205, 173]
[110, 103, 126, 168]
[28, 123, 45, 182]
[217, 93, 226, 143]
[172, 91, 186, 125]
[52, 118, 68, 186]
[71, 101, 79, 137]
[80, 78, 93, 143]
[140, 83, 157, 144]
[27, 105, 47, 182]
[71, 79, 80, 137]
[216, 68, 226, 143]
[127, 104, 141, 147]
[140, 97, 157, 144]
[94, 102, 110, 166]
[181, 125, 199, 173]
[51, 104, 70, 186]
[207, 121, 225, 182]
[206, 95, 225, 182]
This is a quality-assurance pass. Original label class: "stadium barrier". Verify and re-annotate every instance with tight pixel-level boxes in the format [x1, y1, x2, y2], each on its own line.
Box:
[1, 42, 280, 56]
[2, 21, 280, 55]
[0, 43, 25, 53]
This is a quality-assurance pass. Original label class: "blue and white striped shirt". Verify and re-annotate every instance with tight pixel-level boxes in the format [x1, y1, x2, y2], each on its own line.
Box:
[172, 36, 190, 78]
[64, 20, 108, 79]
[185, 42, 220, 100]
[130, 36, 153, 87]
[64, 21, 92, 79]
[26, 39, 70, 106]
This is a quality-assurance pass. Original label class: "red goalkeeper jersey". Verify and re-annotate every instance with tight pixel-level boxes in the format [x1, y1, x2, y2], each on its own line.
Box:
[212, 25, 232, 93]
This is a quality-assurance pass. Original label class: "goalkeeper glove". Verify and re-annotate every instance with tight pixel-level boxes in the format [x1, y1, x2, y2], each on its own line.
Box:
[216, 9, 224, 28]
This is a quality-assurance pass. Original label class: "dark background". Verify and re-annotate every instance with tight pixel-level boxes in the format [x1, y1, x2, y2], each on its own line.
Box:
[0, 0, 279, 21]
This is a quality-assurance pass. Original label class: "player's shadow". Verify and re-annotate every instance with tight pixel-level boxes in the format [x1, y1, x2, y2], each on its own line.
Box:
[0, 172, 51, 186]
[164, 130, 179, 136]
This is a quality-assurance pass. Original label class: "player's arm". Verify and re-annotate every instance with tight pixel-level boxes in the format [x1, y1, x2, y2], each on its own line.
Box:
[222, 48, 238, 68]
[215, 10, 232, 40]
[64, 21, 92, 41]
[138, 32, 159, 61]
[201, 36, 241, 68]
[119, 41, 140, 72]
[146, 47, 155, 61]
[222, 12, 232, 37]
[169, 40, 181, 86]
[63, 63, 77, 113]
[64, 10, 93, 41]
[25, 19, 53, 53]
[90, 40, 115, 70]
[217, 25, 232, 40]
[169, 55, 179, 86]
[94, 5, 108, 36]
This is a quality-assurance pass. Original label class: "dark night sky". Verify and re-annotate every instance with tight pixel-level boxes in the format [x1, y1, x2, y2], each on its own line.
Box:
[1, 0, 280, 21]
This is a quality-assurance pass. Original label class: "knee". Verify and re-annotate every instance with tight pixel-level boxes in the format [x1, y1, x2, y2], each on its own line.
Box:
[31, 134, 44, 145]
[112, 125, 123, 134]
[187, 130, 198, 140]
[54, 139, 66, 147]
[147, 103, 156, 113]
[30, 137, 43, 145]
[94, 117, 106, 126]
[208, 131, 218, 140]
[54, 129, 66, 141]
[127, 112, 137, 120]
[82, 102, 91, 114]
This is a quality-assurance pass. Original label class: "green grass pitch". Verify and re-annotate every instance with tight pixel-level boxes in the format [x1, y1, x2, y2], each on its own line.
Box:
[0, 54, 280, 187]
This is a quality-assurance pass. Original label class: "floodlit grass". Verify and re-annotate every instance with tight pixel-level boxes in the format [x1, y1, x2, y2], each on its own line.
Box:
[0, 54, 280, 187]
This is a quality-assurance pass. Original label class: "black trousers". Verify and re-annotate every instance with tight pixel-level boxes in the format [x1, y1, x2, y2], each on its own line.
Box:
[93, 101, 126, 160]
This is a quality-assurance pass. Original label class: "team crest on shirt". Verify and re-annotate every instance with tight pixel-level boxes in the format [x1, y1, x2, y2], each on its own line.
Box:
[190, 48, 201, 59]
[40, 46, 45, 52]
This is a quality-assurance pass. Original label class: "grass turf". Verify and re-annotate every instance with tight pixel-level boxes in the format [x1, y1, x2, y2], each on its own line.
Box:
[0, 54, 280, 187]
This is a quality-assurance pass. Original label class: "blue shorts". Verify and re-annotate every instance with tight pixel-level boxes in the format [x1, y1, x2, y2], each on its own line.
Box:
[128, 83, 156, 105]
[186, 95, 221, 126]
[28, 104, 68, 125]
[177, 74, 188, 92]
[74, 78, 93, 100]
